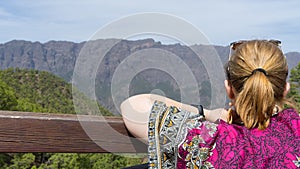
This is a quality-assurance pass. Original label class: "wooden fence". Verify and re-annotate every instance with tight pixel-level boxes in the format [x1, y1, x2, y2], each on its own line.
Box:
[0, 110, 147, 153]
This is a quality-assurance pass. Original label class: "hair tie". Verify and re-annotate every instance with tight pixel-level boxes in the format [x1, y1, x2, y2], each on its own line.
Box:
[252, 68, 268, 76]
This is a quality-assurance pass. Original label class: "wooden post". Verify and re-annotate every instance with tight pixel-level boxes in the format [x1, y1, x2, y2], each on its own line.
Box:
[0, 110, 147, 153]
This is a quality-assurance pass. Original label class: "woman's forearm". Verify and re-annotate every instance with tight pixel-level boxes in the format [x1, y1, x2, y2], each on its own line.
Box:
[120, 94, 227, 142]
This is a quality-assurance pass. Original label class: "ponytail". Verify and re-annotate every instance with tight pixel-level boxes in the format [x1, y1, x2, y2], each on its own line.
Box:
[235, 71, 274, 130]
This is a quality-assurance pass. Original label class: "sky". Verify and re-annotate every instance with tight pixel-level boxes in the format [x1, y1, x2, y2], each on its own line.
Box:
[1, 0, 300, 52]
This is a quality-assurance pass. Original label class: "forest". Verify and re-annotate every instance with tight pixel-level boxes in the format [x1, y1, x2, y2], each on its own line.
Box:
[0, 61, 299, 168]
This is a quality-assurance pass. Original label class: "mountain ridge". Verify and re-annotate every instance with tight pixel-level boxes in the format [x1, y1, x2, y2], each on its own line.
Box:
[1, 39, 299, 114]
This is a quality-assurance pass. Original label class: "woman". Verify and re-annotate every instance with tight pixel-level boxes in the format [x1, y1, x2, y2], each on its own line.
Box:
[120, 40, 300, 168]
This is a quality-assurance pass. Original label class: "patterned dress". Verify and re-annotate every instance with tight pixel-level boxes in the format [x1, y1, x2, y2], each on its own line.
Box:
[148, 101, 300, 169]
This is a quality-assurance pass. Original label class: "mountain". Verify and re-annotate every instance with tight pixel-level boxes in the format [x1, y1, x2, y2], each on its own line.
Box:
[1, 39, 298, 79]
[286, 52, 300, 72]
[0, 39, 299, 114]
[0, 40, 83, 81]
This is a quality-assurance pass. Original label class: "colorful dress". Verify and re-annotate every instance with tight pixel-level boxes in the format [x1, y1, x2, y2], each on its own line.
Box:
[148, 101, 300, 169]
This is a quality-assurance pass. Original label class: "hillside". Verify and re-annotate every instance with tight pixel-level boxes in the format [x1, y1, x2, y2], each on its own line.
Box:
[0, 68, 112, 115]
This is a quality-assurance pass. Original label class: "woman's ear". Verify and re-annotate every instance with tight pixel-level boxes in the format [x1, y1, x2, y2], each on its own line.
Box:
[224, 80, 235, 99]
[283, 82, 290, 97]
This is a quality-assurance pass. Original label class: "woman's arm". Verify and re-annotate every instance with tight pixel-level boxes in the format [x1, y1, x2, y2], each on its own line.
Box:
[120, 94, 227, 143]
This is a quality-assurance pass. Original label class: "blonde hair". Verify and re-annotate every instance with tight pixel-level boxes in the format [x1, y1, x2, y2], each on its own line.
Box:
[225, 40, 291, 130]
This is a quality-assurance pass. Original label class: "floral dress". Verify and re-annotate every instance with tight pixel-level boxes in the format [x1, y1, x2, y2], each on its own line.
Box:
[148, 101, 300, 169]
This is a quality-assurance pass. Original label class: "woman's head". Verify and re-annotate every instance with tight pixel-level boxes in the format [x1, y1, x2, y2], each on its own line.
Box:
[225, 40, 289, 130]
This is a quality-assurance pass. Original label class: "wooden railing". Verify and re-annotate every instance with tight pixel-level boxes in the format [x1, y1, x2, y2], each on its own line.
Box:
[0, 110, 147, 153]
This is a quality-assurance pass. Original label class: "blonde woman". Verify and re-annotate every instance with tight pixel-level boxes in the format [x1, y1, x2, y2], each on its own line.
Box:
[121, 40, 300, 169]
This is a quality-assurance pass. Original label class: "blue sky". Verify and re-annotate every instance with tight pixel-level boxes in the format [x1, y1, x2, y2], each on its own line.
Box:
[1, 0, 300, 52]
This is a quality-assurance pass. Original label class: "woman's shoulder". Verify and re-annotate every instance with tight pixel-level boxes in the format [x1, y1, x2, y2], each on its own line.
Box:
[275, 108, 300, 123]
[280, 108, 299, 118]
[271, 108, 300, 136]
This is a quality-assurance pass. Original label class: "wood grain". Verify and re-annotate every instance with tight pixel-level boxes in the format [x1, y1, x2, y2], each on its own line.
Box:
[0, 110, 147, 153]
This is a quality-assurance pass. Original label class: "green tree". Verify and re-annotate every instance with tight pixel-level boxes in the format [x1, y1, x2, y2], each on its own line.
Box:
[89, 153, 144, 169]
[8, 153, 36, 169]
[289, 62, 300, 110]
[35, 153, 144, 169]
[0, 79, 18, 110]
[38, 153, 81, 169]
[0, 153, 11, 168]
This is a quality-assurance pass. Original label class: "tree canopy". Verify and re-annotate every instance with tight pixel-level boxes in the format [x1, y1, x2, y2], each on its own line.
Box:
[289, 62, 300, 110]
[0, 68, 112, 115]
